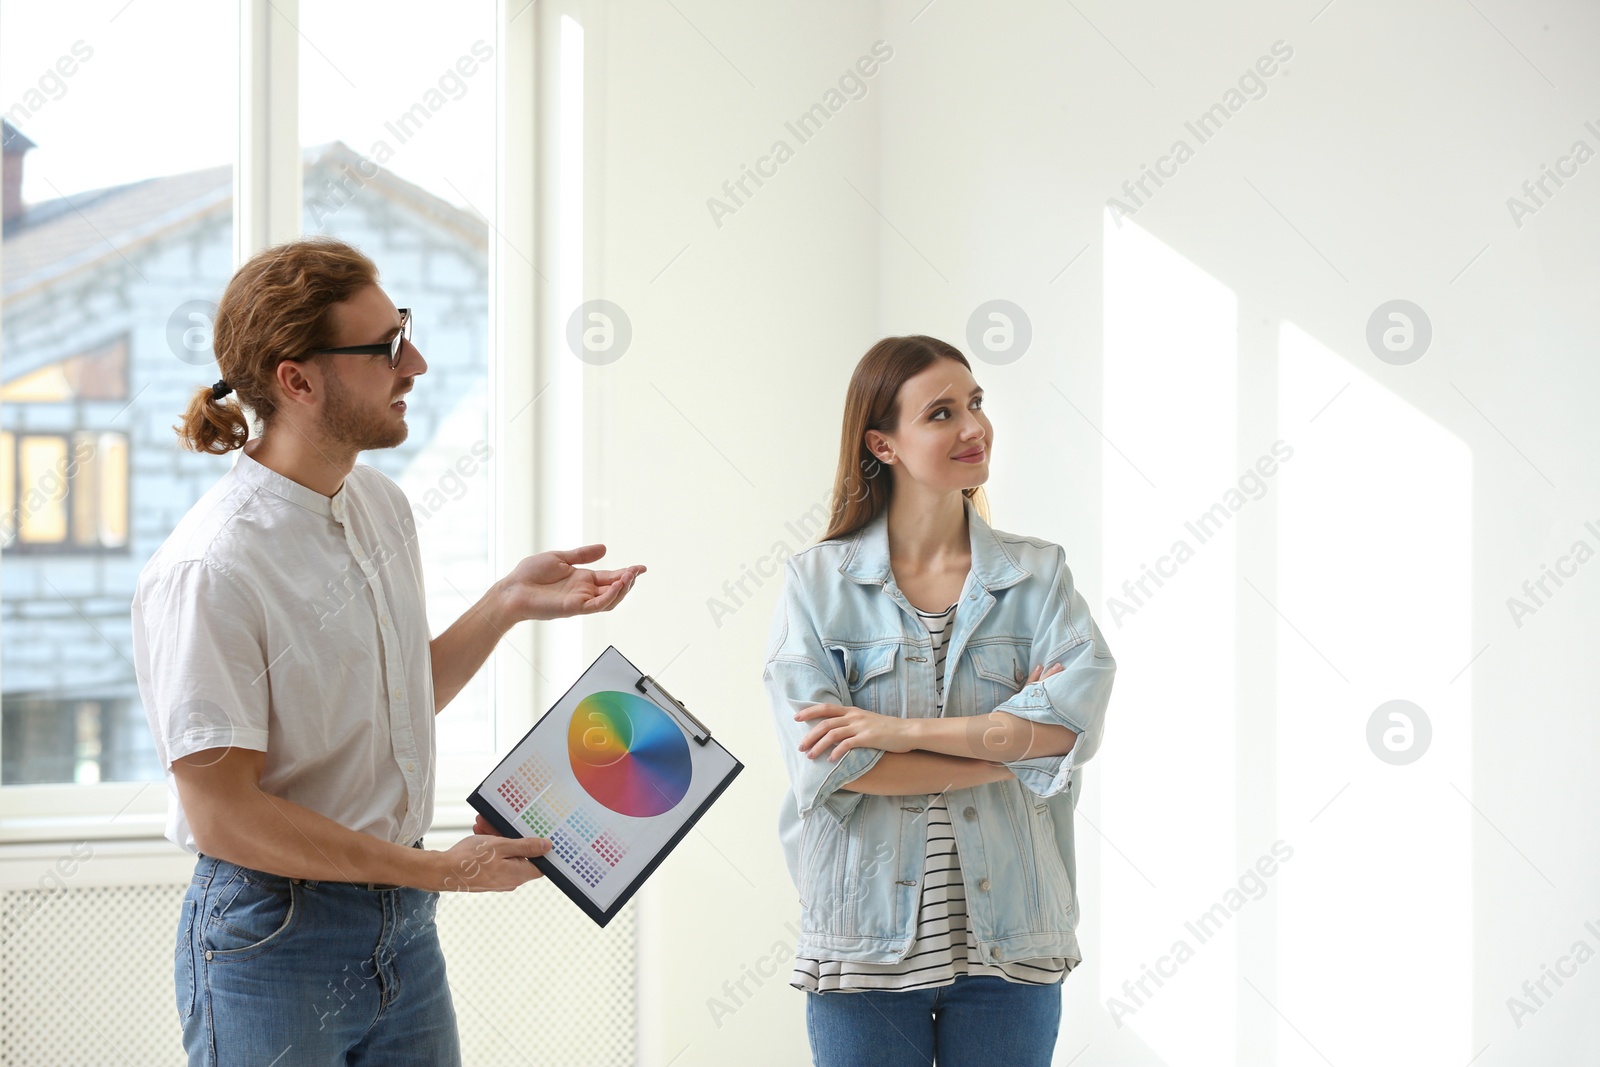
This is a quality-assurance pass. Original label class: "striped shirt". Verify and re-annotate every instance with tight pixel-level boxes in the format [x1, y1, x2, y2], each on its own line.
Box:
[792, 599, 1068, 993]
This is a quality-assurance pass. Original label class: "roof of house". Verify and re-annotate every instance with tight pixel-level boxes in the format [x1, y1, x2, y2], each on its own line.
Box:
[3, 120, 37, 153]
[3, 142, 487, 302]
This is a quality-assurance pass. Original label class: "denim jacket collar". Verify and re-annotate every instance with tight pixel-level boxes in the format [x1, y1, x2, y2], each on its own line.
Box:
[838, 495, 1030, 592]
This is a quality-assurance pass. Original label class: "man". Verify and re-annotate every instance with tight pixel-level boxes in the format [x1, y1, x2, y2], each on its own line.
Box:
[133, 236, 645, 1064]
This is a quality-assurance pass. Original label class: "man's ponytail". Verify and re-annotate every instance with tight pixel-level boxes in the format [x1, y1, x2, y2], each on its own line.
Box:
[174, 384, 250, 454]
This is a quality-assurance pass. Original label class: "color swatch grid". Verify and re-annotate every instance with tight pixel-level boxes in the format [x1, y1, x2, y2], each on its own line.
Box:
[549, 827, 609, 888]
[591, 829, 628, 866]
[496, 777, 529, 811]
[497, 753, 632, 887]
[516, 753, 554, 795]
[519, 805, 553, 837]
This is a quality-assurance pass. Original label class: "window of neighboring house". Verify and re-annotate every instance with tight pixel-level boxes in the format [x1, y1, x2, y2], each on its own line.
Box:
[0, 694, 156, 784]
[0, 338, 132, 551]
[0, 431, 130, 551]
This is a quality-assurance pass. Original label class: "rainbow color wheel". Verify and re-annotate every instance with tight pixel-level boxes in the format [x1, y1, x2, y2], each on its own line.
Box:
[567, 691, 692, 818]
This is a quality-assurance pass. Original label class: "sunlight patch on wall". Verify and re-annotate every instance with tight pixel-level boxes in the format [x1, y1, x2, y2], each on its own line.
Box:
[1099, 211, 1239, 1065]
[1274, 319, 1472, 1066]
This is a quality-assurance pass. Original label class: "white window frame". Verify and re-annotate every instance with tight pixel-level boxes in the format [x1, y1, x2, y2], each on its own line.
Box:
[0, 0, 554, 843]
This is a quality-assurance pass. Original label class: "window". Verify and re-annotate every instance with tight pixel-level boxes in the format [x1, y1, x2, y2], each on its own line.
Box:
[0, 430, 129, 550]
[0, 2, 544, 834]
[0, 0, 236, 797]
[298, 0, 500, 772]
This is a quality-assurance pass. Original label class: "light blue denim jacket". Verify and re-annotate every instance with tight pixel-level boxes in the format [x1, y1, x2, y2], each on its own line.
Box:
[764, 497, 1115, 965]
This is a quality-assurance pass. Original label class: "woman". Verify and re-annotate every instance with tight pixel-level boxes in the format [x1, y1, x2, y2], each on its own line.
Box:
[764, 335, 1116, 1066]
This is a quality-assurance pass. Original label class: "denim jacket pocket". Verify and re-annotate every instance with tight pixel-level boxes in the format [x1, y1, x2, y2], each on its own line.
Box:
[1028, 796, 1079, 926]
[825, 641, 901, 715]
[967, 639, 1030, 716]
[796, 813, 824, 911]
[203, 868, 300, 961]
[799, 806, 860, 934]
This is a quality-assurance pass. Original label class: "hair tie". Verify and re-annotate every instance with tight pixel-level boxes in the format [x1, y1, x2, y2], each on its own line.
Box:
[211, 379, 233, 401]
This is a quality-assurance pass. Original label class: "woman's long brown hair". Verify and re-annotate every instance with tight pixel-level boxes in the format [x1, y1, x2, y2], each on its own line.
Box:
[819, 335, 990, 543]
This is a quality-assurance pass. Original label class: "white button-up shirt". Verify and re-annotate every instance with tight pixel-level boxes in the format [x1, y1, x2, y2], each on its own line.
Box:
[132, 448, 435, 853]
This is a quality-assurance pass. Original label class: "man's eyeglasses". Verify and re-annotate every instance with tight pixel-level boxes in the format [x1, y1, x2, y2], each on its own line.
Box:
[291, 308, 412, 370]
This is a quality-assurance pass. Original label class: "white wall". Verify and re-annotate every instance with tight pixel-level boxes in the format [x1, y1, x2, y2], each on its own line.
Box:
[582, 1, 882, 1063]
[594, 0, 1600, 1064]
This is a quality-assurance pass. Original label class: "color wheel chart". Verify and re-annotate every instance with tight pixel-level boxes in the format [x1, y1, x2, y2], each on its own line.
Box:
[471, 645, 744, 925]
[568, 690, 693, 818]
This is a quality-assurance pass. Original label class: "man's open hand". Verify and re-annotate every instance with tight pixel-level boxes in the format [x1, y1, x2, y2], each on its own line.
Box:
[498, 544, 645, 623]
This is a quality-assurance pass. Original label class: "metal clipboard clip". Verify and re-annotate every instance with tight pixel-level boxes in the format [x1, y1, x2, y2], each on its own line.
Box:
[635, 673, 712, 745]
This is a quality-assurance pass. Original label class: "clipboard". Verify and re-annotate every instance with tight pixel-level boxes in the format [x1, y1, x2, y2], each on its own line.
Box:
[468, 645, 743, 927]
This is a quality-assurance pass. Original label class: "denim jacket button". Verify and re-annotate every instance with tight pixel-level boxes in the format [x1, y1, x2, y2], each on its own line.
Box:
[963, 806, 977, 820]
[990, 946, 1001, 960]
[978, 878, 991, 892]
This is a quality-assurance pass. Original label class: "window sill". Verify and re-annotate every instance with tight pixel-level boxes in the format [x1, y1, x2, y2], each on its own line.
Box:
[0, 801, 481, 846]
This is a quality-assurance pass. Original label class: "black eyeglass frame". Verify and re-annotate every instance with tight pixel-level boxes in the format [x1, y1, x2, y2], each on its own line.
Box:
[286, 308, 412, 370]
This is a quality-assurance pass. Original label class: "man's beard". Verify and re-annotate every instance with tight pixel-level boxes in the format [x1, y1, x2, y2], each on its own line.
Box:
[321, 368, 409, 451]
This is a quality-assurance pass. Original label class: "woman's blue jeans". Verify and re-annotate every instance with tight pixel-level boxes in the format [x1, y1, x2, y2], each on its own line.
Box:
[805, 974, 1063, 1066]
[175, 851, 460, 1066]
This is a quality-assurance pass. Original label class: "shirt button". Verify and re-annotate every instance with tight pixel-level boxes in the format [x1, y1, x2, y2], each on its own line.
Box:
[978, 878, 991, 892]
[381, 614, 391, 627]
[406, 761, 416, 772]
[393, 689, 404, 700]
[963, 806, 977, 820]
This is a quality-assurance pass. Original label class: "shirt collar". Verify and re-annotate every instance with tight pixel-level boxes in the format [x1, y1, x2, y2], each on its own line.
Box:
[233, 447, 339, 519]
[838, 495, 1029, 592]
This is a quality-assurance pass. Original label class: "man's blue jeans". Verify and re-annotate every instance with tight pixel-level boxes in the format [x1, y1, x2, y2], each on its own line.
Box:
[805, 974, 1063, 1067]
[175, 851, 460, 1066]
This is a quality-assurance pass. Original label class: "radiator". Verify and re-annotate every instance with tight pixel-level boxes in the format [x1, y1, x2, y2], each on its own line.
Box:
[1, 876, 636, 1065]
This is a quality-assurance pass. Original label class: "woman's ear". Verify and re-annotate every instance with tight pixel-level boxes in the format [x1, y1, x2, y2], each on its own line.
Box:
[863, 429, 895, 465]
